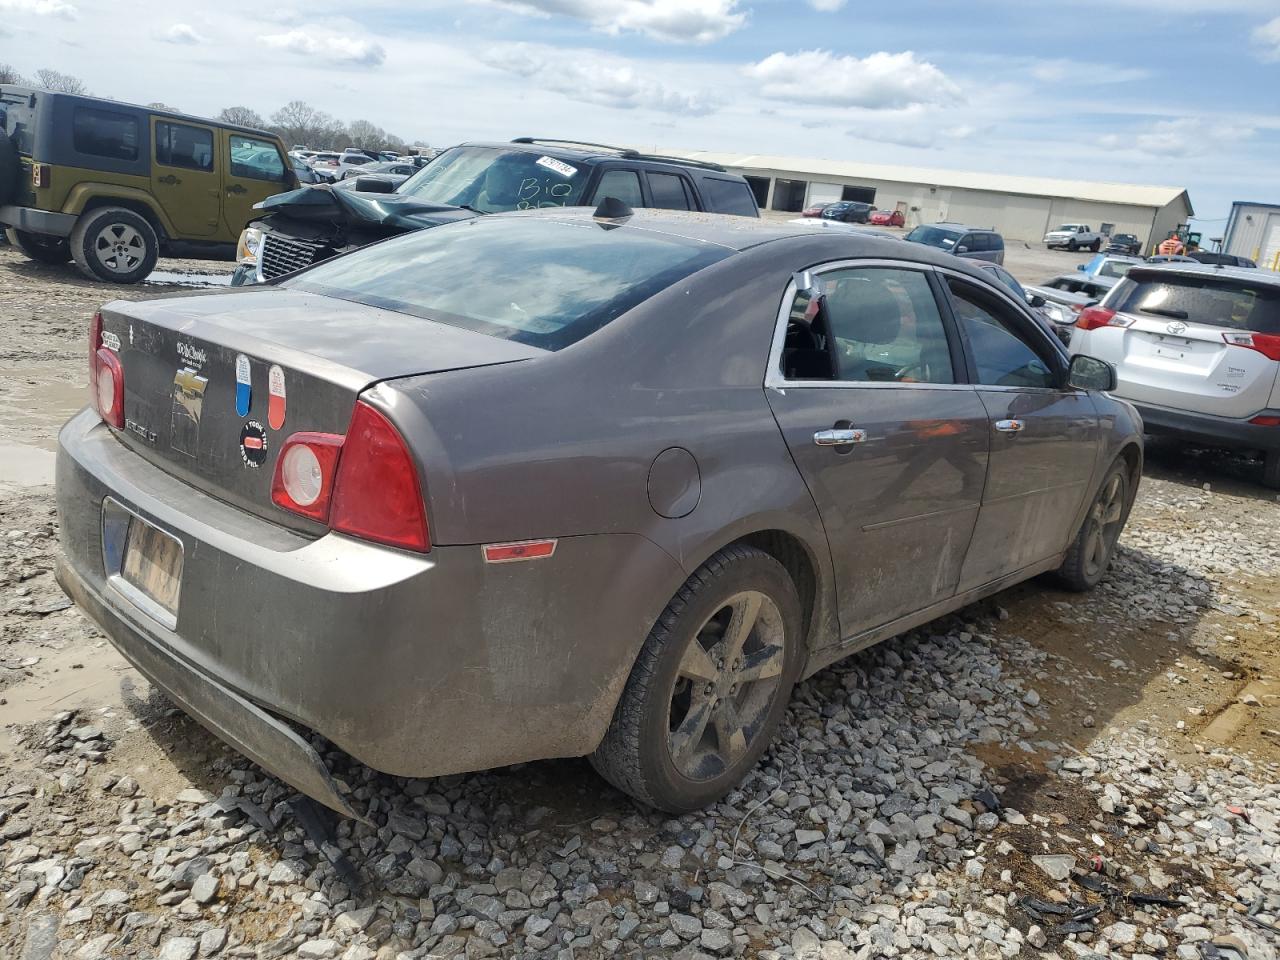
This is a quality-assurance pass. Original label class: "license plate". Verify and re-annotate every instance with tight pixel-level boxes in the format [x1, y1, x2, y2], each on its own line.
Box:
[119, 514, 183, 618]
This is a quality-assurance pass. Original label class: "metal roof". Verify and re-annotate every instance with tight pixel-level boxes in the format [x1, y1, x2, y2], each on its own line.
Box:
[667, 149, 1193, 213]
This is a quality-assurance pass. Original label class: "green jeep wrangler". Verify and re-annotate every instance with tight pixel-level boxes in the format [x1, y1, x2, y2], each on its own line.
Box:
[0, 87, 296, 283]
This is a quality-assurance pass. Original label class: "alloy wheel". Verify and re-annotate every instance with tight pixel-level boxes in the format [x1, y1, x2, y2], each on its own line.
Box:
[667, 590, 786, 781]
[1084, 472, 1125, 578]
[93, 223, 146, 275]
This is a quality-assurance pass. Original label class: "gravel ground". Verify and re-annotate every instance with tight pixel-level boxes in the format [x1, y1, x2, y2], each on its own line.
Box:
[1, 247, 1279, 960]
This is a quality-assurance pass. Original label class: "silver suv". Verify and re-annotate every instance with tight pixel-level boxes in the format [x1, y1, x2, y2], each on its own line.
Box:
[904, 223, 1005, 265]
[1070, 264, 1280, 487]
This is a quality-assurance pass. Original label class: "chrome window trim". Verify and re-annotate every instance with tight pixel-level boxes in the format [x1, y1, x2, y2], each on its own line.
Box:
[764, 258, 967, 392]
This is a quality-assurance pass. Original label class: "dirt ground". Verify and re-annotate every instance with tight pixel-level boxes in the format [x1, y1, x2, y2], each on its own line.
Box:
[1, 244, 1279, 960]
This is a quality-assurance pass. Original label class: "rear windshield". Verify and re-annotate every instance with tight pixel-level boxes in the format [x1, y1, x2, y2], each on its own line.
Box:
[905, 226, 962, 249]
[1113, 274, 1280, 334]
[284, 216, 731, 350]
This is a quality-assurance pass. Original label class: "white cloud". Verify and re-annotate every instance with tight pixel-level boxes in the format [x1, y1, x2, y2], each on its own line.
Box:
[1099, 117, 1255, 155]
[808, 0, 846, 9]
[481, 0, 746, 43]
[258, 28, 385, 66]
[161, 23, 204, 44]
[481, 42, 715, 114]
[1030, 58, 1147, 85]
[849, 121, 984, 150]
[744, 50, 962, 110]
[0, 0, 76, 19]
[1254, 16, 1280, 61]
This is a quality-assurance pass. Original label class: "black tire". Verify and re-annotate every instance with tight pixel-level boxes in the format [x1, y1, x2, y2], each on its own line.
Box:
[6, 228, 72, 264]
[0, 134, 18, 206]
[1066, 240, 1078, 252]
[1055, 459, 1130, 591]
[591, 545, 804, 812]
[69, 206, 159, 284]
[1090, 239, 1101, 252]
[1263, 449, 1280, 490]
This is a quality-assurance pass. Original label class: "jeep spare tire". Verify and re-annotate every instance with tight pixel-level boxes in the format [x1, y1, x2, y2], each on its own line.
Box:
[0, 134, 19, 206]
[70, 207, 159, 284]
[7, 228, 72, 264]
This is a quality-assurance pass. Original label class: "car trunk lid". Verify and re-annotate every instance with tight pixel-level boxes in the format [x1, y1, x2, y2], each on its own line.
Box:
[98, 287, 542, 532]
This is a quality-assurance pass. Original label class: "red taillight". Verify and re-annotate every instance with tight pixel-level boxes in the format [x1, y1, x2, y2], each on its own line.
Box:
[89, 311, 103, 402]
[1223, 331, 1280, 362]
[93, 347, 124, 428]
[271, 432, 344, 522]
[1075, 306, 1130, 331]
[329, 401, 430, 552]
[1249, 415, 1280, 426]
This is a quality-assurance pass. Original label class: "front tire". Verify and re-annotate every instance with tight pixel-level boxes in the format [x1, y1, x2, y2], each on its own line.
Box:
[69, 207, 159, 284]
[1090, 239, 1101, 252]
[591, 545, 804, 812]
[6, 228, 72, 264]
[1055, 460, 1130, 591]
[1067, 240, 1078, 252]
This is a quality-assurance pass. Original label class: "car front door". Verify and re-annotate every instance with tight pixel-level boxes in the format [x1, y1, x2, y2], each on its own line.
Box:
[941, 273, 1101, 591]
[221, 132, 291, 239]
[765, 263, 990, 640]
[150, 118, 220, 237]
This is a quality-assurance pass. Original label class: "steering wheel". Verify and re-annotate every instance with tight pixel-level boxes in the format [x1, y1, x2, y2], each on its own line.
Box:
[895, 360, 927, 381]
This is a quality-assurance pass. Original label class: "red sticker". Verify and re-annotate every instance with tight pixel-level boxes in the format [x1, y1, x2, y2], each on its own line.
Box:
[267, 364, 286, 430]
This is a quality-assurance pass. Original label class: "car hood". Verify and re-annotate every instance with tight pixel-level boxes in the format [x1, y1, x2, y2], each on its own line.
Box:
[255, 184, 480, 230]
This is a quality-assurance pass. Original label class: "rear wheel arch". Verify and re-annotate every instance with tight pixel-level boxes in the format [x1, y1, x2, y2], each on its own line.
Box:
[78, 195, 168, 243]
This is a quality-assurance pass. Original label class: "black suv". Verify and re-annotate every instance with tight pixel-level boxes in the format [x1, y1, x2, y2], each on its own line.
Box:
[234, 138, 760, 284]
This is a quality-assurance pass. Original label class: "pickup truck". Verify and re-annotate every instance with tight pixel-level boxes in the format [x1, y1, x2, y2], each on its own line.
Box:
[1043, 223, 1104, 252]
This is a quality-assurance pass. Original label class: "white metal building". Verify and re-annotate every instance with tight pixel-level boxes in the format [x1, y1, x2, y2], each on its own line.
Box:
[1223, 202, 1280, 270]
[671, 150, 1192, 250]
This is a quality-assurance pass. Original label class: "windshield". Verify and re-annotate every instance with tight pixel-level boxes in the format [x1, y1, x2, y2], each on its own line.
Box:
[1097, 259, 1135, 279]
[1113, 274, 1280, 333]
[284, 217, 731, 350]
[1056, 224, 1080, 232]
[397, 146, 589, 213]
[905, 226, 962, 249]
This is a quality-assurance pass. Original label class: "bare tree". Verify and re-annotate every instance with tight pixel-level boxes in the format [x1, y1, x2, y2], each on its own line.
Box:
[269, 100, 342, 149]
[34, 68, 90, 95]
[148, 102, 180, 113]
[217, 106, 267, 129]
[0, 63, 25, 85]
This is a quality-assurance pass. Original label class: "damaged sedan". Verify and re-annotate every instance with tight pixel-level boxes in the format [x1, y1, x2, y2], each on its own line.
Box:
[57, 207, 1141, 817]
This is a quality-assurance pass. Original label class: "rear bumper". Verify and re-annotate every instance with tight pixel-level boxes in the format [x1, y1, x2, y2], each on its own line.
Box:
[1131, 401, 1280, 452]
[0, 205, 77, 237]
[56, 410, 681, 810]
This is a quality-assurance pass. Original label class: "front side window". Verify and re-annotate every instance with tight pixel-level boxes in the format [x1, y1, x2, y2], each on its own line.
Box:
[156, 121, 213, 171]
[229, 135, 285, 181]
[961, 234, 984, 252]
[948, 280, 1056, 388]
[990, 266, 1026, 299]
[594, 169, 644, 207]
[72, 107, 138, 161]
[398, 146, 588, 212]
[782, 268, 955, 384]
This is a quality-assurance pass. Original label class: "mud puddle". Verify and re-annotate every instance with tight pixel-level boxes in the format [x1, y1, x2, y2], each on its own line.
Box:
[0, 639, 131, 753]
[0, 442, 56, 486]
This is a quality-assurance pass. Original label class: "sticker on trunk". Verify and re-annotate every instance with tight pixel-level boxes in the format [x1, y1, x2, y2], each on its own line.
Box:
[535, 156, 578, 179]
[170, 368, 208, 459]
[267, 364, 286, 430]
[239, 419, 268, 468]
[235, 354, 252, 416]
[100, 330, 121, 352]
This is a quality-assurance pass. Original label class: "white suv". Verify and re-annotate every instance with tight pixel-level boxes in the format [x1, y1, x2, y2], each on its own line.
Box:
[1070, 264, 1280, 488]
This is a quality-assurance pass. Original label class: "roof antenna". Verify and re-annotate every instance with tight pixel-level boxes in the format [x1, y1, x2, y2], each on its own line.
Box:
[593, 196, 633, 223]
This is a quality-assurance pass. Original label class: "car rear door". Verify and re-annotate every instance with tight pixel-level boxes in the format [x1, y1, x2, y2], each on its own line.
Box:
[221, 131, 292, 237]
[765, 262, 989, 640]
[940, 273, 1100, 591]
[1086, 270, 1280, 418]
[150, 117, 220, 237]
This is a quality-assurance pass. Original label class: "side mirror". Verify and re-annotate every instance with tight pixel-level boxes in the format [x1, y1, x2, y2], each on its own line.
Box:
[955, 245, 969, 254]
[353, 176, 396, 194]
[1028, 294, 1046, 308]
[1067, 354, 1117, 392]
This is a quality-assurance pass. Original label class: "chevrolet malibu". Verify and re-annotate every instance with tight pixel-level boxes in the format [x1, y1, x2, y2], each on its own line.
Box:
[56, 207, 1142, 817]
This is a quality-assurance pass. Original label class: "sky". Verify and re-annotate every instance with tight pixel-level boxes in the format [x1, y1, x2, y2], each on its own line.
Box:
[4, 0, 1279, 238]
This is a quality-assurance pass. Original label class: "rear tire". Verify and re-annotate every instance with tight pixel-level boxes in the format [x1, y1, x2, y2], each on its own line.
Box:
[6, 228, 72, 264]
[1055, 460, 1129, 591]
[1090, 239, 1101, 252]
[590, 545, 804, 812]
[1264, 449, 1280, 490]
[69, 207, 159, 284]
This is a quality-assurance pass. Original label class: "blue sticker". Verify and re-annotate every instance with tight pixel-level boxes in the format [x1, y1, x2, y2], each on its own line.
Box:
[235, 354, 252, 417]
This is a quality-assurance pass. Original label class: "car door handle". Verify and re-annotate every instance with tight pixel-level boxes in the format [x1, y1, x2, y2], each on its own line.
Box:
[157, 174, 181, 186]
[226, 184, 247, 195]
[813, 428, 867, 446]
[994, 419, 1024, 433]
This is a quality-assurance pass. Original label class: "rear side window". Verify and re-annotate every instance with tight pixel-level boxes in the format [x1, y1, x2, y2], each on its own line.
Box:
[987, 233, 1004, 250]
[73, 107, 138, 161]
[648, 172, 692, 210]
[285, 217, 731, 351]
[155, 121, 213, 171]
[702, 178, 757, 217]
[594, 169, 644, 207]
[1113, 275, 1280, 333]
